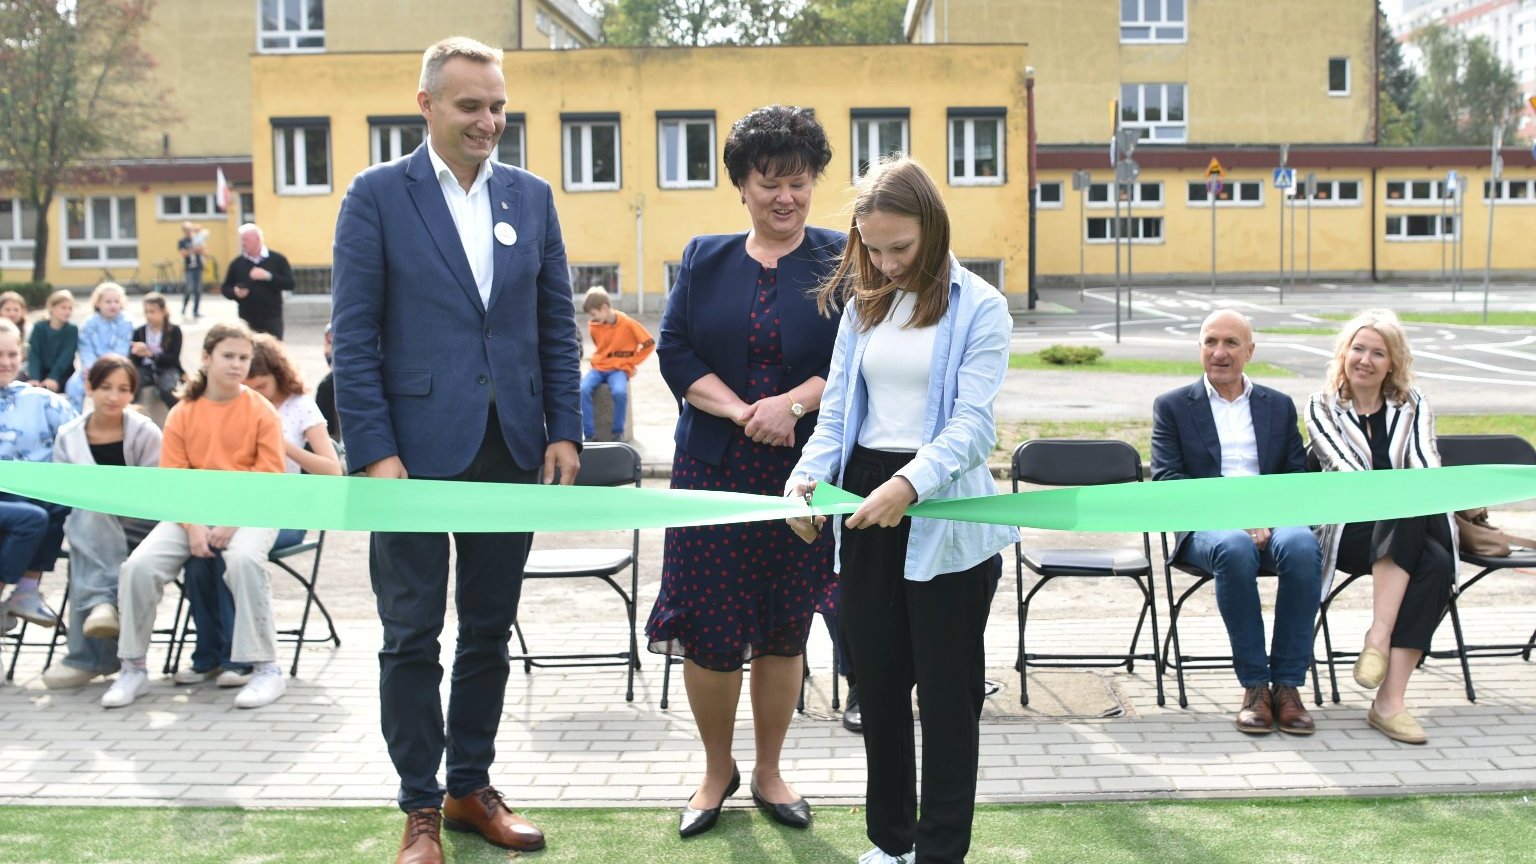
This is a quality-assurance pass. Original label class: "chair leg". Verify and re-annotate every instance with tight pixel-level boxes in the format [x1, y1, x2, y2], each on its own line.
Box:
[1523, 623, 1536, 663]
[1319, 601, 1341, 704]
[44, 581, 71, 673]
[1017, 575, 1053, 707]
[1163, 568, 1191, 710]
[625, 562, 639, 703]
[659, 655, 674, 710]
[796, 653, 808, 714]
[6, 620, 26, 682]
[1142, 570, 1165, 708]
[1445, 594, 1476, 703]
[512, 621, 533, 674]
[165, 581, 190, 675]
[831, 628, 841, 713]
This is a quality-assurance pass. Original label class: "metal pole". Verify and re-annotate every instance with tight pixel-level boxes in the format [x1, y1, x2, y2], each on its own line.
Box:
[1306, 191, 1313, 284]
[1484, 176, 1498, 323]
[1210, 194, 1217, 293]
[1287, 190, 1295, 303]
[1440, 194, 1447, 284]
[1126, 193, 1134, 319]
[1026, 72, 1038, 310]
[634, 199, 646, 316]
[1277, 180, 1285, 294]
[1078, 185, 1086, 302]
[1114, 178, 1122, 344]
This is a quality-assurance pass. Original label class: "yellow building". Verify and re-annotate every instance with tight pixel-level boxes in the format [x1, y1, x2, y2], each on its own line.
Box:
[247, 45, 1034, 308]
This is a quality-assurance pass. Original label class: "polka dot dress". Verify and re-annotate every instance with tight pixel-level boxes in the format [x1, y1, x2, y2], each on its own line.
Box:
[646, 265, 836, 673]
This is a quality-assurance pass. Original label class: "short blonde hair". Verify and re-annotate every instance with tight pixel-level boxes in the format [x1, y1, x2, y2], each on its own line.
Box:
[0, 319, 19, 340]
[45, 289, 73, 310]
[90, 281, 125, 312]
[1326, 309, 1415, 403]
[420, 37, 503, 96]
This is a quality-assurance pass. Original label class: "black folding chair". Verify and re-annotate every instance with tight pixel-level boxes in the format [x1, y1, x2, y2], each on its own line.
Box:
[1012, 439, 1164, 707]
[510, 441, 643, 702]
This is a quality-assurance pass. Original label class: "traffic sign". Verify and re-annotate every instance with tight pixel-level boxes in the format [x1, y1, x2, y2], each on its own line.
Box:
[1115, 159, 1141, 185]
[1206, 177, 1224, 197]
[1273, 168, 1296, 189]
[1205, 157, 1226, 179]
[1304, 172, 1318, 199]
[1071, 169, 1091, 191]
[1493, 154, 1505, 182]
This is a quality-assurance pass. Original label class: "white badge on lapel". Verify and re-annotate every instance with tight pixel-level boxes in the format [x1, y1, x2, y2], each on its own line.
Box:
[494, 223, 517, 246]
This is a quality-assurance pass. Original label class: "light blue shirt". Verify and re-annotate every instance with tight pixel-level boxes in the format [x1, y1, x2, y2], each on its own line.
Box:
[0, 381, 78, 462]
[790, 258, 1019, 581]
[78, 312, 134, 370]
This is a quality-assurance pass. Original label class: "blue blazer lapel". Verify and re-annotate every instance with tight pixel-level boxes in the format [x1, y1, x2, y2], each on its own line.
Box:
[1250, 386, 1274, 472]
[405, 147, 485, 314]
[1186, 380, 1221, 472]
[487, 165, 522, 312]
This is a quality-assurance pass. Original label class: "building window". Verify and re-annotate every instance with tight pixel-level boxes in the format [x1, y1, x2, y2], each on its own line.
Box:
[1121, 0, 1186, 42]
[664, 261, 683, 293]
[851, 111, 909, 180]
[948, 110, 1005, 186]
[258, 0, 325, 52]
[1328, 58, 1351, 96]
[1385, 214, 1456, 241]
[657, 113, 715, 189]
[570, 263, 620, 298]
[535, 9, 550, 33]
[1086, 216, 1164, 244]
[0, 199, 38, 266]
[1086, 181, 1162, 207]
[157, 193, 217, 220]
[239, 192, 256, 224]
[1385, 180, 1449, 204]
[499, 117, 527, 168]
[959, 258, 1004, 291]
[1187, 180, 1263, 206]
[1294, 179, 1363, 205]
[1120, 84, 1187, 142]
[369, 119, 426, 165]
[1035, 181, 1064, 209]
[1484, 179, 1536, 202]
[562, 115, 621, 192]
[61, 196, 137, 265]
[273, 120, 331, 195]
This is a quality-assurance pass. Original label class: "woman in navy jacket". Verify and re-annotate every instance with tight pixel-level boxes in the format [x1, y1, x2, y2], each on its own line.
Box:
[647, 105, 843, 839]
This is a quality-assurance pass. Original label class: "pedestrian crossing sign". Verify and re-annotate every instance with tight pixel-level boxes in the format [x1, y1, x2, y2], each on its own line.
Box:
[1273, 168, 1296, 189]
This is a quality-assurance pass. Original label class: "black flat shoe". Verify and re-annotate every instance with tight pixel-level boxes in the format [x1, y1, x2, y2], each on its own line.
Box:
[750, 778, 812, 829]
[842, 685, 863, 734]
[678, 765, 740, 838]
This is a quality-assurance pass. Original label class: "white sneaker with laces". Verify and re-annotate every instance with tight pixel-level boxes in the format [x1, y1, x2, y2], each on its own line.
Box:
[217, 668, 254, 688]
[234, 668, 286, 709]
[82, 604, 120, 639]
[101, 668, 150, 709]
[858, 848, 916, 864]
[172, 667, 219, 686]
[6, 591, 58, 627]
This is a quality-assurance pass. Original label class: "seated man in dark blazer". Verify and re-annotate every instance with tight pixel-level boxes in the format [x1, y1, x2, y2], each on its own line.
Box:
[1151, 310, 1322, 736]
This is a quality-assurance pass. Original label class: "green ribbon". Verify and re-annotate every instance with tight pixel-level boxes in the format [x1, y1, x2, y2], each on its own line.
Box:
[0, 461, 1531, 534]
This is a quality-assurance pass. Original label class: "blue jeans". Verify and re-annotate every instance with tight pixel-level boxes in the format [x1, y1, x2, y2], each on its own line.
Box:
[181, 528, 304, 672]
[183, 267, 203, 316]
[1179, 525, 1322, 688]
[0, 494, 68, 584]
[579, 368, 628, 440]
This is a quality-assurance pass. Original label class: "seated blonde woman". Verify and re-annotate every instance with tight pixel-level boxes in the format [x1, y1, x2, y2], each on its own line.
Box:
[1305, 309, 1457, 745]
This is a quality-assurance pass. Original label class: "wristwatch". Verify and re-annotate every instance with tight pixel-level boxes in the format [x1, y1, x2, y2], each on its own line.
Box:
[788, 398, 805, 418]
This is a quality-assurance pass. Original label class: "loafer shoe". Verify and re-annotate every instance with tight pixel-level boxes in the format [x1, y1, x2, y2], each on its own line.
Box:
[43, 664, 105, 690]
[6, 592, 58, 628]
[443, 786, 546, 852]
[842, 685, 863, 734]
[101, 668, 150, 708]
[82, 604, 120, 639]
[173, 667, 219, 686]
[217, 668, 254, 688]
[751, 778, 811, 829]
[1353, 646, 1388, 689]
[233, 668, 286, 709]
[1367, 706, 1428, 744]
[679, 764, 740, 838]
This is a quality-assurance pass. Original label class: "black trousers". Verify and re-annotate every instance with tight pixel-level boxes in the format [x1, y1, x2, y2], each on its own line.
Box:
[840, 446, 999, 864]
[371, 407, 536, 812]
[1336, 514, 1455, 654]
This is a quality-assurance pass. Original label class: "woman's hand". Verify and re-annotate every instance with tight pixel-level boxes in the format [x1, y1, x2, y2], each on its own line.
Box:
[785, 479, 825, 543]
[186, 524, 213, 558]
[208, 526, 237, 550]
[41, 378, 59, 392]
[744, 394, 797, 448]
[845, 477, 918, 530]
[130, 342, 151, 358]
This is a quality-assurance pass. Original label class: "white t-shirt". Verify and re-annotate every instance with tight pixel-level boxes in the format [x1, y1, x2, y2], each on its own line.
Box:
[858, 290, 937, 451]
[277, 394, 328, 474]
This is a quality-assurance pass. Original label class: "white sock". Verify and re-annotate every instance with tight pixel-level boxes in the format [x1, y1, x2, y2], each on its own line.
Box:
[121, 657, 148, 672]
[14, 576, 40, 596]
[256, 662, 281, 676]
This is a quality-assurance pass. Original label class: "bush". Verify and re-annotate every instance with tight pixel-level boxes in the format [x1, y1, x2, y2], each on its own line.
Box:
[1037, 344, 1105, 366]
[0, 282, 54, 308]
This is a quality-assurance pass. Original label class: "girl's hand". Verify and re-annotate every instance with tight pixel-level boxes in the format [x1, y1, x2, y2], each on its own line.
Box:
[745, 394, 797, 447]
[845, 477, 917, 530]
[208, 526, 237, 550]
[41, 379, 59, 392]
[186, 524, 213, 558]
[785, 479, 825, 543]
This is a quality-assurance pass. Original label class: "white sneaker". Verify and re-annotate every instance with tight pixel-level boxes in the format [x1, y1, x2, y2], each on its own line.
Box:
[43, 664, 103, 690]
[101, 668, 150, 709]
[858, 848, 916, 864]
[5, 591, 58, 627]
[233, 668, 285, 709]
[217, 668, 254, 688]
[172, 667, 219, 686]
[82, 604, 120, 639]
[0, 608, 14, 634]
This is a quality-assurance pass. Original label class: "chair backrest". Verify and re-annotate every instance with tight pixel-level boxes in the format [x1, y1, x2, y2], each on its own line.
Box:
[1012, 438, 1142, 488]
[1437, 433, 1536, 468]
[574, 441, 643, 488]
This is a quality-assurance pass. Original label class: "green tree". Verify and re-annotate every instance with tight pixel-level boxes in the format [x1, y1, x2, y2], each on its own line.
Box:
[1377, 1, 1418, 146]
[600, 0, 795, 45]
[1412, 24, 1522, 146]
[784, 0, 905, 45]
[0, 0, 172, 282]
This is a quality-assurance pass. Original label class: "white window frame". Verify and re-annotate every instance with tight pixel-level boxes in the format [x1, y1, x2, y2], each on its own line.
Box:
[257, 0, 325, 53]
[498, 119, 527, 169]
[947, 113, 1005, 187]
[60, 195, 138, 267]
[851, 114, 909, 181]
[1035, 181, 1065, 209]
[1086, 215, 1164, 244]
[1086, 181, 1163, 208]
[657, 116, 716, 190]
[0, 198, 38, 267]
[563, 119, 622, 192]
[1120, 0, 1187, 42]
[1484, 179, 1536, 203]
[1385, 214, 1458, 242]
[1293, 179, 1364, 207]
[1186, 180, 1264, 207]
[570, 263, 621, 299]
[958, 257, 1005, 292]
[156, 192, 217, 220]
[1120, 83, 1187, 143]
[664, 261, 683, 293]
[274, 123, 332, 196]
[1328, 57, 1351, 96]
[1385, 179, 1448, 205]
[370, 122, 426, 165]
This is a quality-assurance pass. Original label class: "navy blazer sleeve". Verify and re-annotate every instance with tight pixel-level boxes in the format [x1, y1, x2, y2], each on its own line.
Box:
[331, 169, 396, 472]
[534, 183, 582, 446]
[1150, 391, 1190, 481]
[1279, 395, 1307, 474]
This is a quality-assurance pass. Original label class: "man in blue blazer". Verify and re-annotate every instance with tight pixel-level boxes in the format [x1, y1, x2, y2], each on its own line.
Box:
[1151, 310, 1321, 738]
[332, 36, 580, 864]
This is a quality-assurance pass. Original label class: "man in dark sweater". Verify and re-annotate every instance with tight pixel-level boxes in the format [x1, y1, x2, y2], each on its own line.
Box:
[222, 223, 294, 339]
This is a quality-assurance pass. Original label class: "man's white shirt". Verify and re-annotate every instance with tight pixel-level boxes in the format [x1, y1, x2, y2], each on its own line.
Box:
[427, 139, 495, 308]
[1204, 373, 1260, 477]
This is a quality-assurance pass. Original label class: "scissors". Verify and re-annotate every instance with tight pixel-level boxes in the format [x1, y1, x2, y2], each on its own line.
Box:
[802, 487, 821, 537]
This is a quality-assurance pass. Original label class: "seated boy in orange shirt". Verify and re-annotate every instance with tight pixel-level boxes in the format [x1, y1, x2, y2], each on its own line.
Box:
[580, 287, 654, 441]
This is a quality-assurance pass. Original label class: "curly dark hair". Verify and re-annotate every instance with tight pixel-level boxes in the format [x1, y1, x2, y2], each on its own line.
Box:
[722, 105, 832, 189]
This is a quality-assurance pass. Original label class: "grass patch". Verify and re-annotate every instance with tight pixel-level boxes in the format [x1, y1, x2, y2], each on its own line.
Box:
[1, 795, 1534, 863]
[1010, 353, 1295, 377]
[1319, 311, 1536, 327]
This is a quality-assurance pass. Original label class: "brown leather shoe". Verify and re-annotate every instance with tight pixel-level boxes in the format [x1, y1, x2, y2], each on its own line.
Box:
[1272, 685, 1316, 735]
[1234, 685, 1274, 734]
[443, 786, 546, 852]
[396, 808, 443, 864]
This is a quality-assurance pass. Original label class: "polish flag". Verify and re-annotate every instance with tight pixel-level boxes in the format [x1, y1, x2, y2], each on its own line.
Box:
[215, 167, 230, 212]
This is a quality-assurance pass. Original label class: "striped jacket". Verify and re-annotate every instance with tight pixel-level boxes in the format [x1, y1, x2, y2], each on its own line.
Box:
[1304, 386, 1458, 595]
